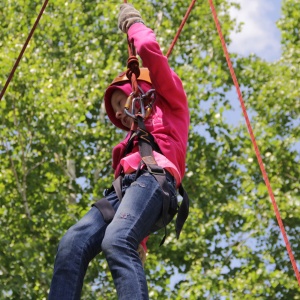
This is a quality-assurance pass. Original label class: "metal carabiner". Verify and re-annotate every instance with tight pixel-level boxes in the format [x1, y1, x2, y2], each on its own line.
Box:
[124, 88, 156, 120]
[132, 96, 145, 118]
[124, 92, 145, 120]
[142, 89, 156, 115]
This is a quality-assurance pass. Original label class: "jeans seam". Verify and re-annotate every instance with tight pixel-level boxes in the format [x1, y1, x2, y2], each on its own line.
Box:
[125, 175, 160, 299]
[71, 218, 106, 299]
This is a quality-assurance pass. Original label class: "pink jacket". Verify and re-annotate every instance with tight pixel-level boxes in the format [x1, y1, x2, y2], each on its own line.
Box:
[112, 23, 189, 184]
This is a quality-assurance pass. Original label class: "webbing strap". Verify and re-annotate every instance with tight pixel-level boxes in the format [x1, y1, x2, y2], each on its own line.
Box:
[112, 176, 123, 201]
[93, 198, 115, 223]
[99, 117, 189, 241]
[136, 116, 189, 241]
[153, 171, 171, 246]
[176, 184, 190, 239]
[92, 176, 123, 224]
[136, 116, 170, 244]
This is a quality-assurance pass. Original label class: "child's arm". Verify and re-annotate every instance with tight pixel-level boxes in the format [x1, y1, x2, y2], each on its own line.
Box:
[128, 23, 187, 110]
[118, 4, 187, 110]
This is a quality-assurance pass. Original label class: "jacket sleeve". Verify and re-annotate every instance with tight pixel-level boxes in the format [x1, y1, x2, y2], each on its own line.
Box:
[127, 23, 187, 111]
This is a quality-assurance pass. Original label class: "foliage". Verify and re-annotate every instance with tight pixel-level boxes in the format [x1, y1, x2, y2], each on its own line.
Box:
[0, 0, 299, 299]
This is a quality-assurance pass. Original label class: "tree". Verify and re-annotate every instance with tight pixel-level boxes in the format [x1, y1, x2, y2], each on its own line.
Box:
[0, 0, 299, 299]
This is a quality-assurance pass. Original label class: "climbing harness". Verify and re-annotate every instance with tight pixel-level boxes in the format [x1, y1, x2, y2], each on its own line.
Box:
[95, 64, 189, 244]
[93, 119, 189, 244]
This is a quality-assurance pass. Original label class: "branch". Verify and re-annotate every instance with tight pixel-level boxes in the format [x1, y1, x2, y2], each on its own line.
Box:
[222, 229, 259, 266]
[54, 152, 77, 204]
[2, 140, 31, 219]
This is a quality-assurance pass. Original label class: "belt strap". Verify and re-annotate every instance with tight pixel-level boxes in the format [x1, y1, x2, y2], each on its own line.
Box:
[93, 116, 190, 242]
[112, 175, 123, 201]
[92, 198, 115, 223]
[176, 184, 189, 239]
[136, 116, 190, 241]
[92, 174, 125, 223]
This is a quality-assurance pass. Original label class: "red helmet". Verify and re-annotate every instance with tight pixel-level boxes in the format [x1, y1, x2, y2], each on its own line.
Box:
[104, 68, 152, 131]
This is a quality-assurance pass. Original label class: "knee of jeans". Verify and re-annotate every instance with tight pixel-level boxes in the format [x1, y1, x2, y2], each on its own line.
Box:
[58, 222, 90, 256]
[102, 229, 135, 256]
[101, 232, 117, 255]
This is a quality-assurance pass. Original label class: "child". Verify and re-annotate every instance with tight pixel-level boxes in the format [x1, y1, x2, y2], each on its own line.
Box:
[49, 3, 189, 300]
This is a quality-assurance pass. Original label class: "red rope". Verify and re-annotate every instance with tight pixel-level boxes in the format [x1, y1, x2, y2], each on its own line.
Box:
[121, 0, 139, 95]
[166, 0, 197, 58]
[0, 0, 49, 102]
[208, 0, 300, 285]
[126, 53, 140, 96]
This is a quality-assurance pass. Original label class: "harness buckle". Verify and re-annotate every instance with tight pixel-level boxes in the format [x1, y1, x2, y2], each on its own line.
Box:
[146, 164, 166, 176]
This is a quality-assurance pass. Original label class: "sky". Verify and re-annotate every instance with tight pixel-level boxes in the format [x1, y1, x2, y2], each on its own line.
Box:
[228, 0, 282, 62]
[219, 0, 283, 125]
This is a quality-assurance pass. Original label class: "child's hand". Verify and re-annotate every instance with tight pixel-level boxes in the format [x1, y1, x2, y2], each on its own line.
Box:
[118, 3, 144, 33]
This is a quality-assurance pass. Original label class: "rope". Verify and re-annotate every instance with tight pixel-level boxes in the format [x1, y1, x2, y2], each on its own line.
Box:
[0, 0, 49, 102]
[166, 0, 197, 58]
[122, 0, 140, 96]
[126, 43, 140, 96]
[208, 0, 300, 286]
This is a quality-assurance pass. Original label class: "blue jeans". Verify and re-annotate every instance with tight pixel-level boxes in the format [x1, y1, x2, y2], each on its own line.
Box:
[48, 171, 177, 300]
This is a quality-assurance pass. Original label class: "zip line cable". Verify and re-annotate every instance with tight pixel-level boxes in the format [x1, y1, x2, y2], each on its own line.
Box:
[208, 0, 300, 286]
[0, 0, 49, 102]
